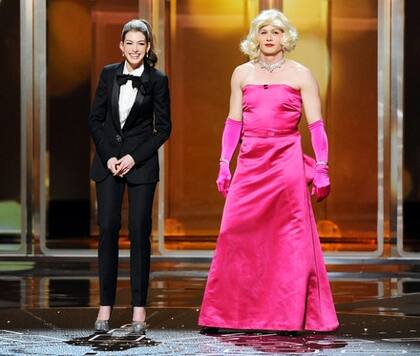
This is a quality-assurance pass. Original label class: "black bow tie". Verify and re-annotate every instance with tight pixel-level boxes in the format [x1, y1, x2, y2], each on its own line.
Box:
[116, 74, 143, 90]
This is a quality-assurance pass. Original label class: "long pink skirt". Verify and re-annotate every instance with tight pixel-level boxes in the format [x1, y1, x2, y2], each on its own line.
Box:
[198, 132, 339, 331]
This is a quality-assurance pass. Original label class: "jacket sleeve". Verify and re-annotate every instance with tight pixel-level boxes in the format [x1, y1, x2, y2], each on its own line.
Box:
[88, 68, 114, 166]
[130, 74, 171, 164]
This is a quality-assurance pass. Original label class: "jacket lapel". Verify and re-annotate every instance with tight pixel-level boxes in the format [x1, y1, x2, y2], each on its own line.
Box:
[111, 62, 124, 133]
[121, 62, 151, 132]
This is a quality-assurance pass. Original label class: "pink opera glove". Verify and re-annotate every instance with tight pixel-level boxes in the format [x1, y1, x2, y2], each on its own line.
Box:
[312, 165, 330, 202]
[217, 162, 231, 198]
[308, 120, 330, 202]
[216, 118, 242, 197]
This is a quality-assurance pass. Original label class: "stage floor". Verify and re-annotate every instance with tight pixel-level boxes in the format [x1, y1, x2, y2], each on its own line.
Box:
[0, 261, 419, 355]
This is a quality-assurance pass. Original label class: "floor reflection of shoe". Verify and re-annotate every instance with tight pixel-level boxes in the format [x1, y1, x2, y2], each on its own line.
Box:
[200, 327, 219, 334]
[276, 330, 298, 336]
[130, 321, 146, 334]
[94, 320, 109, 333]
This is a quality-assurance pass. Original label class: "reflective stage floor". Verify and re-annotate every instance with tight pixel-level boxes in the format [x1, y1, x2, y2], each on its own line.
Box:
[0, 261, 420, 355]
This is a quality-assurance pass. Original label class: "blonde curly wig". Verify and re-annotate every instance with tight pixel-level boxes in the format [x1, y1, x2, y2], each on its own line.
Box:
[240, 9, 298, 61]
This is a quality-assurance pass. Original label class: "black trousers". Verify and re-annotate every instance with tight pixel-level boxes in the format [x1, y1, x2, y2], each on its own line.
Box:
[96, 174, 156, 307]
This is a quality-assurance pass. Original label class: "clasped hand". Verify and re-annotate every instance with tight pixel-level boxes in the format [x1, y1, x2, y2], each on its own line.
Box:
[107, 155, 135, 177]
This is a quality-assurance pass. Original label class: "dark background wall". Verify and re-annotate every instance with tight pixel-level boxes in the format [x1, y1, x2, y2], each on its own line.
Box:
[403, 0, 420, 249]
[0, 0, 20, 202]
[46, 0, 92, 237]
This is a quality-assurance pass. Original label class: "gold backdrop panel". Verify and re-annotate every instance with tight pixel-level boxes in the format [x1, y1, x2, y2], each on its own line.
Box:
[285, 0, 378, 250]
[326, 0, 378, 248]
[45, 0, 141, 249]
[165, 0, 257, 245]
[165, 0, 379, 252]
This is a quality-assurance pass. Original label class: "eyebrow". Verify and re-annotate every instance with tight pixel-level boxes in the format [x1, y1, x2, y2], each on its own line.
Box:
[125, 40, 146, 43]
[259, 27, 283, 32]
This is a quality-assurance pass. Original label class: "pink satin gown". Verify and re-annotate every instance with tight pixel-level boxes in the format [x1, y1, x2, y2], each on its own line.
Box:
[199, 84, 339, 331]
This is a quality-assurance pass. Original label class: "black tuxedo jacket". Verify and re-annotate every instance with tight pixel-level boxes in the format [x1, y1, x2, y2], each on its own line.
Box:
[88, 62, 171, 184]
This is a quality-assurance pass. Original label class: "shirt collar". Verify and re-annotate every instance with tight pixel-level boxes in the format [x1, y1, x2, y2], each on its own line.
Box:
[123, 61, 144, 77]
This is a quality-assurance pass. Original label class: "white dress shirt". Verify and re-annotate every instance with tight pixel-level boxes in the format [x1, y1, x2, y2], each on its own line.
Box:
[118, 61, 144, 128]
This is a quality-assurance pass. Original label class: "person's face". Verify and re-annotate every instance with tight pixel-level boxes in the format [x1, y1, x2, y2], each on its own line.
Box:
[119, 30, 150, 70]
[257, 25, 284, 56]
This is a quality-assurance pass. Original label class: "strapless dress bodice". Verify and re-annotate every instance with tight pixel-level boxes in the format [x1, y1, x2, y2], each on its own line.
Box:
[242, 84, 302, 136]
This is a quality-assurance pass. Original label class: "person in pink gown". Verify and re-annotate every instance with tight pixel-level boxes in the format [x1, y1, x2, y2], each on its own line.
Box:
[199, 9, 339, 332]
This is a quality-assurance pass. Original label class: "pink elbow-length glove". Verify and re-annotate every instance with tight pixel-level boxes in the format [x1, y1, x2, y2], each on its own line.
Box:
[216, 118, 242, 198]
[308, 120, 330, 202]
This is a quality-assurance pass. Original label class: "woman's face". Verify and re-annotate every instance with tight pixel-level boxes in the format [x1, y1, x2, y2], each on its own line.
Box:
[119, 30, 150, 70]
[257, 25, 284, 56]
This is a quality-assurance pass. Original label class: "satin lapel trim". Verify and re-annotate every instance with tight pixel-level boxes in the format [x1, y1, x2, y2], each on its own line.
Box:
[122, 87, 145, 132]
[111, 62, 124, 133]
[121, 63, 151, 132]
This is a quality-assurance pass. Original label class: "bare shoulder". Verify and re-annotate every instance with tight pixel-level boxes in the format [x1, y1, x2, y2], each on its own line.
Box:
[231, 62, 254, 84]
[233, 62, 254, 75]
[287, 60, 317, 86]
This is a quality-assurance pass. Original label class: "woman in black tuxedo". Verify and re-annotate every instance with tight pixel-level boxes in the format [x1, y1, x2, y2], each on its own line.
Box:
[88, 19, 171, 333]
